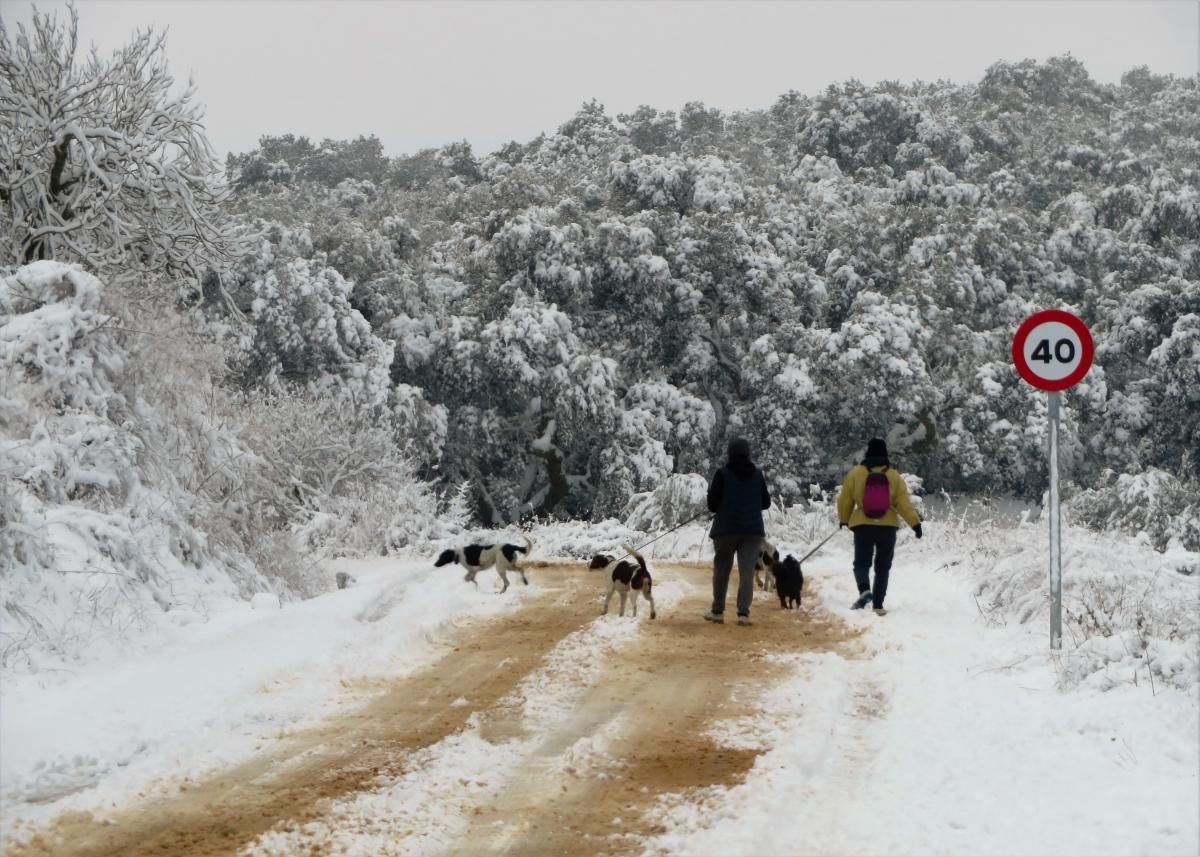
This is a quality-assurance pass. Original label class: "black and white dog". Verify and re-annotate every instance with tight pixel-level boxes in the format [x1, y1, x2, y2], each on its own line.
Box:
[434, 536, 532, 593]
[755, 540, 780, 591]
[588, 544, 656, 619]
[772, 554, 804, 610]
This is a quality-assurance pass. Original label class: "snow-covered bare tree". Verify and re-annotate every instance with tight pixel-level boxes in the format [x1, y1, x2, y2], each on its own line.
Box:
[0, 5, 231, 283]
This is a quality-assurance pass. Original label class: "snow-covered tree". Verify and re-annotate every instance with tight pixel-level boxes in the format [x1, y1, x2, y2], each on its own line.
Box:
[0, 7, 231, 283]
[222, 227, 393, 406]
[209, 57, 1200, 531]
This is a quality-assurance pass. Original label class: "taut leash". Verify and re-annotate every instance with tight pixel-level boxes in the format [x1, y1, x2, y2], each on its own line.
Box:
[618, 518, 840, 564]
[621, 511, 713, 559]
[796, 528, 842, 565]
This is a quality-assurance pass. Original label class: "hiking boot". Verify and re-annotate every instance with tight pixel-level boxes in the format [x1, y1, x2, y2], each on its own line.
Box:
[702, 610, 724, 624]
[874, 607, 888, 616]
[851, 590, 873, 610]
[737, 615, 752, 626]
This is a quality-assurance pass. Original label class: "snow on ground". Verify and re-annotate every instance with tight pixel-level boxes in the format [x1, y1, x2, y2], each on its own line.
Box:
[0, 556, 529, 838]
[643, 529, 1200, 857]
[252, 577, 690, 855]
[1, 513, 1196, 856]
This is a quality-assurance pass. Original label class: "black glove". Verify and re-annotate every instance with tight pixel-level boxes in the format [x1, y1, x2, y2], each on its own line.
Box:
[913, 523, 923, 539]
[839, 521, 848, 530]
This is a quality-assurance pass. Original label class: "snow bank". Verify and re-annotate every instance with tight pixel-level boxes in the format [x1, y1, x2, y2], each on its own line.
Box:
[929, 499, 1200, 691]
[763, 495, 1199, 692]
[0, 261, 467, 678]
[0, 556, 526, 835]
[1, 262, 256, 673]
[644, 506, 1199, 857]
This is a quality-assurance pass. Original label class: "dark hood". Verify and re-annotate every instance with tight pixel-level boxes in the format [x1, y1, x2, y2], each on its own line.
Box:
[862, 437, 889, 468]
[864, 434, 892, 468]
[726, 438, 756, 479]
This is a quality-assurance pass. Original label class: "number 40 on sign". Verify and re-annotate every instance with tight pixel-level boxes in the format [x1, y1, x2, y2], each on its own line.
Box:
[1011, 309, 1094, 651]
[1012, 309, 1095, 392]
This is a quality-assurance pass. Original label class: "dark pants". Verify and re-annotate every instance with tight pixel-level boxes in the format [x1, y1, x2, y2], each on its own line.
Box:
[712, 533, 762, 617]
[852, 526, 897, 609]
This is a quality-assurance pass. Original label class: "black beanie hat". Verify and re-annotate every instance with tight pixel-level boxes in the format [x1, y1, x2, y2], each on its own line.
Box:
[865, 437, 888, 459]
[727, 437, 751, 459]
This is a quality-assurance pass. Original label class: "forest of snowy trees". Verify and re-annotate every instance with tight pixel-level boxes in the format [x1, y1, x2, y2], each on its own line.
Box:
[217, 54, 1200, 540]
[2, 6, 1198, 636]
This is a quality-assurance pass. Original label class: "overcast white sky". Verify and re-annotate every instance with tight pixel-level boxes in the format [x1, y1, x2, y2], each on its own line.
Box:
[2, 1, 1196, 159]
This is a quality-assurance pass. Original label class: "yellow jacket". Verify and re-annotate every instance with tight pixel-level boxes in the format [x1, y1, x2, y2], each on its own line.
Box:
[837, 465, 921, 529]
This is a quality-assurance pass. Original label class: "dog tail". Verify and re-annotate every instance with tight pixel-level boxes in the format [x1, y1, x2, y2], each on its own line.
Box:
[519, 535, 533, 555]
[620, 543, 646, 568]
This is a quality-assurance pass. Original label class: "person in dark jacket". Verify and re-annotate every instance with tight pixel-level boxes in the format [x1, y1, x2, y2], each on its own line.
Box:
[703, 438, 771, 626]
[836, 437, 922, 615]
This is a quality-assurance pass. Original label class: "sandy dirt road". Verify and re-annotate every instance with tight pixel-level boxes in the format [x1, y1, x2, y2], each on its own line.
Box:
[13, 561, 862, 857]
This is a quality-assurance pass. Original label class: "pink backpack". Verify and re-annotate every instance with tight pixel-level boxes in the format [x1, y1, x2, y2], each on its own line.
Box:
[862, 467, 892, 518]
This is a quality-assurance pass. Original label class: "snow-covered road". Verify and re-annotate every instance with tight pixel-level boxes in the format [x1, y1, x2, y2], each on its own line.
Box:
[2, 541, 1197, 857]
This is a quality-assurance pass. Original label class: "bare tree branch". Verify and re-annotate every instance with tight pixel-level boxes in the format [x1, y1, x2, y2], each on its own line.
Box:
[0, 5, 235, 284]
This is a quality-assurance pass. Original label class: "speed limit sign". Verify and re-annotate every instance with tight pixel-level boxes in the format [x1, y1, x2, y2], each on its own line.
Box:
[1012, 308, 1094, 652]
[1012, 309, 1094, 391]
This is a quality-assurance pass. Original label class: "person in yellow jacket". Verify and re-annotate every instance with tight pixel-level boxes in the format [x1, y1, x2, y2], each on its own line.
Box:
[836, 438, 922, 615]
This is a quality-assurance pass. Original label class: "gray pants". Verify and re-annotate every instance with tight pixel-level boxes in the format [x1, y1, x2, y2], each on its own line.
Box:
[711, 534, 762, 617]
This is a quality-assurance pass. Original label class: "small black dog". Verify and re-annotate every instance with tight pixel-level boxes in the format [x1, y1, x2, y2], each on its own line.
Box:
[772, 554, 804, 610]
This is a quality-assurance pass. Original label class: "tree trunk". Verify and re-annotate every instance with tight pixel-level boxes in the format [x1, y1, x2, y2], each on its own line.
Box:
[910, 411, 938, 456]
[530, 443, 570, 517]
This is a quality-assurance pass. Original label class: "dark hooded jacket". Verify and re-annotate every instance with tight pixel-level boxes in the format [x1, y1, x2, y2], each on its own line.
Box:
[707, 440, 771, 537]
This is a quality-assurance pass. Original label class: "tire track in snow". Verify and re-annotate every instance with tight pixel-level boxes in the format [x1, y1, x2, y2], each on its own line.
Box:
[9, 564, 601, 857]
[247, 572, 683, 855]
[638, 584, 886, 857]
[13, 563, 864, 857]
[442, 564, 863, 857]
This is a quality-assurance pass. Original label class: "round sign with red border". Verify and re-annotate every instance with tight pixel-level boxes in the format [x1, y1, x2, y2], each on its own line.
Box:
[1012, 309, 1094, 392]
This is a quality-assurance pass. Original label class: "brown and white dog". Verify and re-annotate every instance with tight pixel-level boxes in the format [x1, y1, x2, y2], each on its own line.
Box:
[588, 544, 656, 619]
[434, 536, 532, 593]
[755, 540, 780, 591]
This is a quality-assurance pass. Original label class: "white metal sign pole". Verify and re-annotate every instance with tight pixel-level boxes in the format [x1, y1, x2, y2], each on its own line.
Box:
[1048, 391, 1062, 651]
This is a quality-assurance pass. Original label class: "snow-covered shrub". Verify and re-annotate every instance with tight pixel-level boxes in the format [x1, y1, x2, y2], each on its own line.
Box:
[508, 518, 647, 561]
[241, 388, 466, 566]
[967, 522, 1198, 691]
[0, 263, 254, 671]
[239, 389, 405, 508]
[1, 261, 464, 671]
[1058, 562, 1198, 692]
[623, 473, 708, 531]
[292, 475, 471, 561]
[1068, 467, 1200, 553]
[911, 496, 1199, 692]
[757, 499, 844, 553]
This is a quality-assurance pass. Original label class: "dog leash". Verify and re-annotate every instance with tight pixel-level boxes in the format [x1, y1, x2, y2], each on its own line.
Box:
[796, 528, 842, 565]
[621, 511, 713, 560]
[620, 518, 838, 564]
